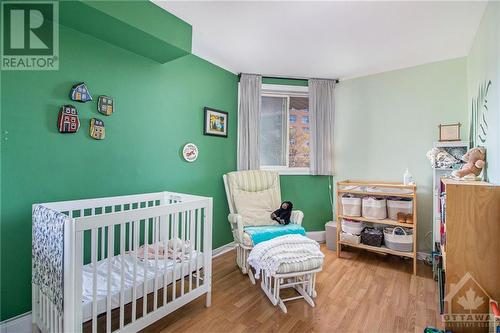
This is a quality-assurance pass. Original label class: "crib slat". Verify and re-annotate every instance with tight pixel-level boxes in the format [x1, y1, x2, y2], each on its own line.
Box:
[189, 209, 194, 292]
[106, 225, 114, 333]
[91, 229, 98, 333]
[172, 213, 178, 301]
[162, 214, 170, 306]
[132, 221, 138, 322]
[143, 219, 149, 317]
[180, 211, 186, 296]
[119, 223, 125, 330]
[153, 217, 159, 311]
[196, 209, 201, 288]
[102, 220, 106, 260]
[128, 220, 132, 252]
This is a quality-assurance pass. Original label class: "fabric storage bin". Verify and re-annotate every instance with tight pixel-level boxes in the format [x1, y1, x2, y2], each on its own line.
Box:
[362, 197, 387, 219]
[384, 226, 413, 252]
[341, 195, 362, 217]
[361, 227, 383, 247]
[340, 231, 361, 245]
[341, 219, 365, 235]
[387, 198, 413, 220]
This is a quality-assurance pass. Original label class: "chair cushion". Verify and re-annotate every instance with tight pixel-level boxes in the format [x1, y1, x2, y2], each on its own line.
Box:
[226, 170, 281, 214]
[233, 188, 278, 227]
[276, 258, 324, 274]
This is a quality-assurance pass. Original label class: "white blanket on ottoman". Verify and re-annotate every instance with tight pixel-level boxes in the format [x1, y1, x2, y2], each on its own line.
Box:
[247, 234, 324, 278]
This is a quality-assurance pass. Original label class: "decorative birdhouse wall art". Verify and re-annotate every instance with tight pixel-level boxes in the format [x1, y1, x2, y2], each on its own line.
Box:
[98, 96, 114, 116]
[70, 82, 92, 102]
[57, 105, 80, 133]
[89, 118, 105, 140]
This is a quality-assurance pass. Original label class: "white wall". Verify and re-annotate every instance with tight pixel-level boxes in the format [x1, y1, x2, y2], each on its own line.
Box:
[334, 58, 468, 252]
[467, 1, 500, 184]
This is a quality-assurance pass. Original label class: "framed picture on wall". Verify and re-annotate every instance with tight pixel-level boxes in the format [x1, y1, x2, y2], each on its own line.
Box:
[204, 107, 228, 137]
[439, 123, 461, 141]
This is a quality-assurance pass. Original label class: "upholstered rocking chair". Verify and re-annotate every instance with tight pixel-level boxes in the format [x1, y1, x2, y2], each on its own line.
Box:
[223, 170, 304, 276]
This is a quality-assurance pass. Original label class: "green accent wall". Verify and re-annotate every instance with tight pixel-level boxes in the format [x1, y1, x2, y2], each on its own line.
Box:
[0, 24, 237, 320]
[59, 0, 192, 63]
[262, 77, 308, 87]
[280, 175, 333, 230]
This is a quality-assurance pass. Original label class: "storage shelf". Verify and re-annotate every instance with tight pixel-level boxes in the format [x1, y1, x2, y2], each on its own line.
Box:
[338, 241, 414, 258]
[338, 215, 414, 228]
[337, 180, 416, 189]
[337, 189, 414, 198]
[336, 180, 418, 275]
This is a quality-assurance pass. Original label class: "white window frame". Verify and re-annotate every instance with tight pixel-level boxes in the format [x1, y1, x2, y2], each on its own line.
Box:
[260, 84, 310, 175]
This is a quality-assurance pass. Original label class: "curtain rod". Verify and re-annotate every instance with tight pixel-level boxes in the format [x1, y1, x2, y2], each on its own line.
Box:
[237, 73, 339, 84]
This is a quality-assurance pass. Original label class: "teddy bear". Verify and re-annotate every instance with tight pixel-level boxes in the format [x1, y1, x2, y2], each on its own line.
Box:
[452, 147, 486, 179]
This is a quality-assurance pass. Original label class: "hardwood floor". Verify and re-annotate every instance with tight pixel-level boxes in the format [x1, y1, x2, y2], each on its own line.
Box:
[143, 245, 443, 333]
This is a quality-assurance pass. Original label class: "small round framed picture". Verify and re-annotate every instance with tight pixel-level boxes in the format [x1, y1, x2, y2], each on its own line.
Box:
[182, 143, 199, 162]
[204, 107, 228, 137]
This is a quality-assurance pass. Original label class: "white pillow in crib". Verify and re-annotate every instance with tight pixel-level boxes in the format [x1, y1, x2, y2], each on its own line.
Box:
[233, 188, 278, 227]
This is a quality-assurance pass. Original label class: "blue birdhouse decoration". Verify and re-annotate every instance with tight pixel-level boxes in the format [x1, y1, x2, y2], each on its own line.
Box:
[70, 82, 92, 102]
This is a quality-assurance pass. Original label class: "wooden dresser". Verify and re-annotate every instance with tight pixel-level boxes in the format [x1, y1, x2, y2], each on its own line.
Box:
[438, 179, 499, 332]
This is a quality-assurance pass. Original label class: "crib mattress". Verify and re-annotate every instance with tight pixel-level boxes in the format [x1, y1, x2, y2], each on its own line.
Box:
[81, 251, 204, 322]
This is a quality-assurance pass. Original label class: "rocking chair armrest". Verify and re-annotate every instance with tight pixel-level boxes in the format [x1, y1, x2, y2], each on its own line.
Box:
[290, 210, 304, 225]
[228, 214, 245, 240]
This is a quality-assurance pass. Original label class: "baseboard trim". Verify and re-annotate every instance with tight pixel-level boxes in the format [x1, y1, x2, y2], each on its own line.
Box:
[0, 312, 31, 333]
[307, 231, 326, 243]
[212, 241, 236, 258]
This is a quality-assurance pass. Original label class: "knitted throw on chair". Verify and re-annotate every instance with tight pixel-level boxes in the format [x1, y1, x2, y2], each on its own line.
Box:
[247, 234, 324, 279]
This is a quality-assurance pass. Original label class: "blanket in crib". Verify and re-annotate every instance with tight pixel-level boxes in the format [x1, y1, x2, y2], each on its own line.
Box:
[32, 205, 67, 313]
[244, 223, 306, 245]
[247, 234, 324, 279]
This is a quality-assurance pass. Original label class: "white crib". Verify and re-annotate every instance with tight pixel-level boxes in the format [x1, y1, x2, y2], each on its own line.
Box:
[32, 191, 212, 333]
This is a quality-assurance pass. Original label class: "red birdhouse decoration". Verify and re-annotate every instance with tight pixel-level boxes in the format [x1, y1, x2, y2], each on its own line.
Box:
[57, 105, 80, 133]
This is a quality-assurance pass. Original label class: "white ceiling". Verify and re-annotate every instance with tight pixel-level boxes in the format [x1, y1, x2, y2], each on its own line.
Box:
[153, 1, 486, 80]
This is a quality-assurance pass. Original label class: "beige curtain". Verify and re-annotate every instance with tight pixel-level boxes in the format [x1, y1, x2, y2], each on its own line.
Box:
[237, 74, 262, 170]
[309, 79, 336, 175]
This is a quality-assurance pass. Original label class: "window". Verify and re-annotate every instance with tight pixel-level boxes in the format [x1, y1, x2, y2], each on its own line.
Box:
[260, 84, 310, 174]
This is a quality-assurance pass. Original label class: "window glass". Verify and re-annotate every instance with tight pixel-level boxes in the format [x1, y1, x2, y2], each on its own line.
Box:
[289, 97, 310, 168]
[260, 96, 287, 166]
[259, 94, 310, 169]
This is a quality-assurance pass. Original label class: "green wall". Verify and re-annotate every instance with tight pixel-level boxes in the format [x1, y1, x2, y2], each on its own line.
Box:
[467, 1, 500, 185]
[280, 175, 333, 230]
[0, 24, 237, 320]
[334, 58, 469, 252]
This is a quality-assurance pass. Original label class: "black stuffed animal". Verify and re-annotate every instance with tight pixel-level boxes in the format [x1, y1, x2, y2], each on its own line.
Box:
[271, 201, 293, 225]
